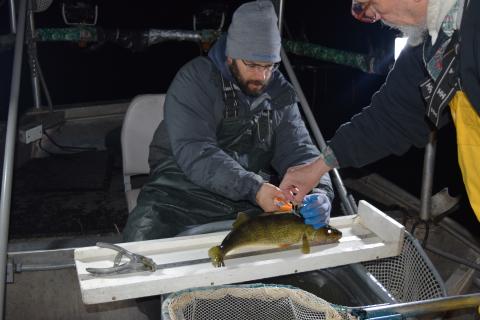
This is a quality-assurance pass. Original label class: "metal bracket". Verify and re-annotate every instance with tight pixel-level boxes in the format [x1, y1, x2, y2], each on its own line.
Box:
[6, 258, 14, 284]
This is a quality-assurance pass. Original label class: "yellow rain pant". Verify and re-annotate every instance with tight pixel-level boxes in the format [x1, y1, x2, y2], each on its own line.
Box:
[449, 91, 480, 222]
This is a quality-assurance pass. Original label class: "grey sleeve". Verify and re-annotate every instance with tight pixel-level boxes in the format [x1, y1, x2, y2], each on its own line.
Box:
[271, 103, 334, 201]
[329, 45, 431, 168]
[165, 59, 264, 203]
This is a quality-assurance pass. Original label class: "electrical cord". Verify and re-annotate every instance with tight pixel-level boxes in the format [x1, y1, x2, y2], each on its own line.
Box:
[43, 130, 97, 152]
[37, 131, 98, 157]
[37, 138, 56, 156]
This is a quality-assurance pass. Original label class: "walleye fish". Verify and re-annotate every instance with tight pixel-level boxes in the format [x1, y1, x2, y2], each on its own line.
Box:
[208, 212, 342, 267]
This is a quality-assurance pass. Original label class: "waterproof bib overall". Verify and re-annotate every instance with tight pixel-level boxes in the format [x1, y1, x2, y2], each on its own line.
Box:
[449, 92, 480, 221]
[123, 77, 275, 241]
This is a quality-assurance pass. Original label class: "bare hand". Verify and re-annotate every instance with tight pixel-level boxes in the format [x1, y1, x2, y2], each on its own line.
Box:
[255, 183, 286, 212]
[279, 158, 331, 203]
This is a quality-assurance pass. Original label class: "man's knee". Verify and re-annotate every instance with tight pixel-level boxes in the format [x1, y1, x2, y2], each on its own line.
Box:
[122, 204, 177, 241]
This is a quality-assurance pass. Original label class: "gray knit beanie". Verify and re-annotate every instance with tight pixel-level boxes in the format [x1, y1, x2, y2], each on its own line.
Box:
[226, 1, 281, 63]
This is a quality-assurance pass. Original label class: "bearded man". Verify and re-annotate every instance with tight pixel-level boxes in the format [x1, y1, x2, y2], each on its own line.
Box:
[123, 1, 333, 241]
[280, 0, 480, 223]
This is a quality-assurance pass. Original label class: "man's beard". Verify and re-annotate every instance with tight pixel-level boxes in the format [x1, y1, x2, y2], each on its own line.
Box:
[229, 62, 270, 97]
[383, 20, 428, 47]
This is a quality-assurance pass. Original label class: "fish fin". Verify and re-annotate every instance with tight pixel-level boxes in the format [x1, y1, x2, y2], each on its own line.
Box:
[208, 246, 225, 268]
[232, 212, 250, 229]
[301, 234, 310, 254]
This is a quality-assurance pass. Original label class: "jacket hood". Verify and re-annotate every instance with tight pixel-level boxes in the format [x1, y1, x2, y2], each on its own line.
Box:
[208, 34, 235, 82]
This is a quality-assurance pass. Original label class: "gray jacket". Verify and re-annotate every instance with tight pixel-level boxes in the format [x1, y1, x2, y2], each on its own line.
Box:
[149, 36, 333, 204]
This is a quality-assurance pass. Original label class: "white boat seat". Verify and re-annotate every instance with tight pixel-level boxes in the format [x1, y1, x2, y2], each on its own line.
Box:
[120, 93, 233, 237]
[121, 94, 165, 213]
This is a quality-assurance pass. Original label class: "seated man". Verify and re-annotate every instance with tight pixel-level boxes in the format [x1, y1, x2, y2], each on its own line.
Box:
[123, 0, 333, 242]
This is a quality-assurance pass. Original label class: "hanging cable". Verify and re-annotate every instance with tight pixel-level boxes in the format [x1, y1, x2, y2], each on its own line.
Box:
[37, 139, 53, 156]
[43, 130, 97, 152]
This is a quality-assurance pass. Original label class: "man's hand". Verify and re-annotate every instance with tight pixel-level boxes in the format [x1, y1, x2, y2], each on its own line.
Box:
[256, 183, 286, 212]
[300, 193, 331, 229]
[280, 157, 332, 203]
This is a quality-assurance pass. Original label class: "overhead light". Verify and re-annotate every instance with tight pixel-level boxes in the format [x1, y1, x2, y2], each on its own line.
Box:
[394, 37, 408, 60]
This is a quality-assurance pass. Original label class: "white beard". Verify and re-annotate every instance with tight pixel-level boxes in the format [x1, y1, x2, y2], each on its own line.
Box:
[382, 21, 428, 47]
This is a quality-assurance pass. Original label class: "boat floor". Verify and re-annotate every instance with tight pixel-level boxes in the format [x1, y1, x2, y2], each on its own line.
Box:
[7, 149, 480, 319]
[10, 149, 128, 242]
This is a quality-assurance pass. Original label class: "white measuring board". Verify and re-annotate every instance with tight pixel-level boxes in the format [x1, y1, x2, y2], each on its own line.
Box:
[75, 200, 404, 304]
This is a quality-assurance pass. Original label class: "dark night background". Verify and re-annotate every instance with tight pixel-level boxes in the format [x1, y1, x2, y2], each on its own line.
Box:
[0, 0, 478, 235]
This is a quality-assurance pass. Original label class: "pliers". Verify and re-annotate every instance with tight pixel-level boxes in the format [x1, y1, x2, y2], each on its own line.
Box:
[291, 202, 303, 217]
[86, 242, 157, 275]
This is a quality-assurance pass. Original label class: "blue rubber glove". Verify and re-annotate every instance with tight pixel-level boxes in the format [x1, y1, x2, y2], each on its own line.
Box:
[300, 193, 331, 229]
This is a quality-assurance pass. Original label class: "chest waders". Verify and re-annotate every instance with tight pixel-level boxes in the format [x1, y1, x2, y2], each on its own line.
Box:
[420, 27, 480, 222]
[123, 75, 275, 241]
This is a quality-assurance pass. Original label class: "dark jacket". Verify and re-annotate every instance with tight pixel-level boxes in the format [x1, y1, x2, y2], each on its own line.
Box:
[149, 35, 333, 204]
[329, 0, 479, 168]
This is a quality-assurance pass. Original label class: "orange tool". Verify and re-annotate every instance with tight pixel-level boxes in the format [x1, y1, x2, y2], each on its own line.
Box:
[274, 197, 293, 212]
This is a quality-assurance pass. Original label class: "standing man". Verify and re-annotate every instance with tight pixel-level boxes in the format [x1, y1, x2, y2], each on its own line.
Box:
[280, 0, 480, 222]
[123, 1, 333, 241]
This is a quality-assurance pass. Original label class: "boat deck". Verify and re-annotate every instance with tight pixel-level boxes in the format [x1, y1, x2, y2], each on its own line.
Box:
[11, 143, 128, 242]
[6, 126, 480, 319]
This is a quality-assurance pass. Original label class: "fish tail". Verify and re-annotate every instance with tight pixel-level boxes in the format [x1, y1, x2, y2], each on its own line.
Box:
[208, 246, 225, 267]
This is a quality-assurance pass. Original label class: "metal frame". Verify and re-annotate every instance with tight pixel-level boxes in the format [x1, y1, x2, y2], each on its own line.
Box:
[0, 0, 28, 317]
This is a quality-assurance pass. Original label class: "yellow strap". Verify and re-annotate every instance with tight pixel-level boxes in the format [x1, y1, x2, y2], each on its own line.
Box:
[449, 91, 480, 222]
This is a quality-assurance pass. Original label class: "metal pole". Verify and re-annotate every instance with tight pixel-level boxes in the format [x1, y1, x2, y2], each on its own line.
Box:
[0, 0, 28, 317]
[8, 0, 16, 33]
[280, 47, 357, 215]
[275, 0, 356, 215]
[419, 130, 437, 221]
[359, 293, 480, 318]
[27, 1, 42, 109]
[277, 0, 285, 36]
